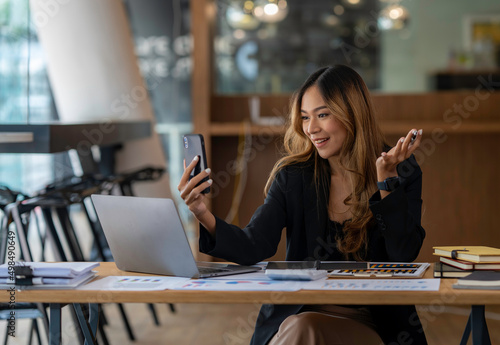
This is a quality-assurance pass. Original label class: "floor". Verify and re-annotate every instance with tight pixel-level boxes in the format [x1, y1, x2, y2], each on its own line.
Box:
[2, 303, 499, 344]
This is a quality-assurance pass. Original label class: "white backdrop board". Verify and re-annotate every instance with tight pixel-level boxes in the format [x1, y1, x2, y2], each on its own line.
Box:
[30, 0, 172, 198]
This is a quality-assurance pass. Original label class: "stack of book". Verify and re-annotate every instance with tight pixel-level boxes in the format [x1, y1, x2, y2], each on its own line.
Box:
[0, 262, 99, 289]
[432, 246, 500, 279]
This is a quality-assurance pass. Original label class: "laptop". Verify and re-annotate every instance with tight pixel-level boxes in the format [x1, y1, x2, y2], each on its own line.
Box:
[90, 194, 260, 278]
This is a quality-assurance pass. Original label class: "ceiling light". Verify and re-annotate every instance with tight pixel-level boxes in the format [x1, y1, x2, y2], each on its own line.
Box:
[342, 0, 363, 6]
[264, 3, 279, 15]
[233, 29, 246, 40]
[226, 2, 260, 30]
[378, 4, 409, 30]
[243, 1, 254, 12]
[253, 0, 288, 23]
[333, 5, 345, 16]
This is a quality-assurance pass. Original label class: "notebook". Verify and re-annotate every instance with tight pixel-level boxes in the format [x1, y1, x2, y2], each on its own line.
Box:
[454, 271, 500, 287]
[439, 257, 500, 270]
[433, 262, 472, 279]
[90, 195, 260, 278]
[433, 246, 500, 263]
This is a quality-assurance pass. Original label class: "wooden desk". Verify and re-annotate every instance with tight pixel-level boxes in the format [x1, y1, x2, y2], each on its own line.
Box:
[1, 263, 497, 344]
[2, 262, 499, 305]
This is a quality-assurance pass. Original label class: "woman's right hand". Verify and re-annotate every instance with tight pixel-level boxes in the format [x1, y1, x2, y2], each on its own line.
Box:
[178, 156, 216, 234]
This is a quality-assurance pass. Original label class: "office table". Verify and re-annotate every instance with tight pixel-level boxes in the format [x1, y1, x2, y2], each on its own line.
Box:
[0, 262, 498, 344]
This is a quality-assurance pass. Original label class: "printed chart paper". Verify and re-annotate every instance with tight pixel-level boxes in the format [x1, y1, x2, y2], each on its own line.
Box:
[169, 279, 302, 291]
[78, 276, 190, 291]
[207, 271, 271, 281]
[303, 279, 441, 291]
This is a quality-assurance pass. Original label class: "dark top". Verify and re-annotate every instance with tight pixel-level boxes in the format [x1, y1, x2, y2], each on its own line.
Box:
[199, 155, 427, 345]
[326, 219, 346, 260]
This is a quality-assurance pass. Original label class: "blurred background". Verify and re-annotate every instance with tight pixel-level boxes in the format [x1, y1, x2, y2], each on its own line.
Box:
[2, 0, 500, 250]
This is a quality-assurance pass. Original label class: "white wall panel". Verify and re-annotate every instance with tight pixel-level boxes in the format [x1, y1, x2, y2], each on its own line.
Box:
[30, 0, 172, 198]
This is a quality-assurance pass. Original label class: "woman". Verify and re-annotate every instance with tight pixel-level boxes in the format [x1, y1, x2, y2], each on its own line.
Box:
[178, 65, 427, 345]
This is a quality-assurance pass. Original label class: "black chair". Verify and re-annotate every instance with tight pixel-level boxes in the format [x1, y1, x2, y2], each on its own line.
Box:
[0, 190, 106, 344]
[36, 168, 175, 339]
[0, 167, 176, 343]
[0, 186, 48, 345]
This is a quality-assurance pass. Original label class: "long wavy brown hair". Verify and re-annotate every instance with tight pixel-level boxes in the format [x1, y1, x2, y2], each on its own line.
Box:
[265, 65, 386, 260]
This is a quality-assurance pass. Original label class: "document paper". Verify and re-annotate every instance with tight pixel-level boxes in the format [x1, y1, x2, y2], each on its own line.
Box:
[169, 279, 302, 291]
[78, 276, 190, 291]
[303, 279, 441, 291]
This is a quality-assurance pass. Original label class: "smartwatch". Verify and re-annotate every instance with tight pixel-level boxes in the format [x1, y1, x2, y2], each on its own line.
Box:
[377, 176, 400, 192]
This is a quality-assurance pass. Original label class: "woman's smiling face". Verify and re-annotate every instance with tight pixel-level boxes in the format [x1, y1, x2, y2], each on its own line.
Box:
[301, 85, 347, 160]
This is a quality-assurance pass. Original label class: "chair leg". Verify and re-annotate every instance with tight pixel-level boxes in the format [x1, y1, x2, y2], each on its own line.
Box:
[169, 303, 176, 313]
[82, 199, 109, 261]
[55, 207, 85, 261]
[41, 208, 67, 262]
[68, 303, 85, 344]
[148, 304, 160, 325]
[3, 322, 9, 345]
[0, 212, 10, 264]
[32, 209, 47, 262]
[33, 320, 42, 345]
[27, 319, 35, 345]
[99, 305, 108, 326]
[11, 205, 34, 262]
[117, 304, 135, 341]
[97, 311, 110, 345]
[38, 303, 49, 339]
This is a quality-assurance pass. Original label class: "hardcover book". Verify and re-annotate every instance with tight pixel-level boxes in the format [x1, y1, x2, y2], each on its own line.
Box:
[432, 246, 500, 263]
[455, 271, 500, 287]
[433, 262, 472, 278]
[439, 257, 500, 270]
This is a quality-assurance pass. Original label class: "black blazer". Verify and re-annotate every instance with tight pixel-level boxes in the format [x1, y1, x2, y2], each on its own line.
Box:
[200, 155, 427, 345]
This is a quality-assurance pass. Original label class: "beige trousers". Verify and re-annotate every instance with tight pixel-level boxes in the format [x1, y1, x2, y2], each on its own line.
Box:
[268, 308, 384, 345]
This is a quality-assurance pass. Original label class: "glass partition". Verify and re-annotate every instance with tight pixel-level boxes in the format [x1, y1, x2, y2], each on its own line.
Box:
[0, 0, 58, 194]
[214, 0, 500, 94]
[215, 0, 380, 93]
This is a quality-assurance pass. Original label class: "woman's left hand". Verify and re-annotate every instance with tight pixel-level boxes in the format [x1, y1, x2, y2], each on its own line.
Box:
[376, 128, 422, 181]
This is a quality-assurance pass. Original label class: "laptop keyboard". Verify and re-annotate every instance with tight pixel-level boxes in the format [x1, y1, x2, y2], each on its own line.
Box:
[197, 267, 231, 274]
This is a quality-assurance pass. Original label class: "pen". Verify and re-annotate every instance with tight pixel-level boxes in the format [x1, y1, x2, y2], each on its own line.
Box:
[409, 130, 417, 146]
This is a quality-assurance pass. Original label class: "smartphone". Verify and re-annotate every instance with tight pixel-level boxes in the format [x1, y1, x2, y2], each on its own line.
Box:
[183, 134, 210, 194]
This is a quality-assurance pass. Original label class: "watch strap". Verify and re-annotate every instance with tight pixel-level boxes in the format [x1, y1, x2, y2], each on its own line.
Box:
[377, 176, 400, 191]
